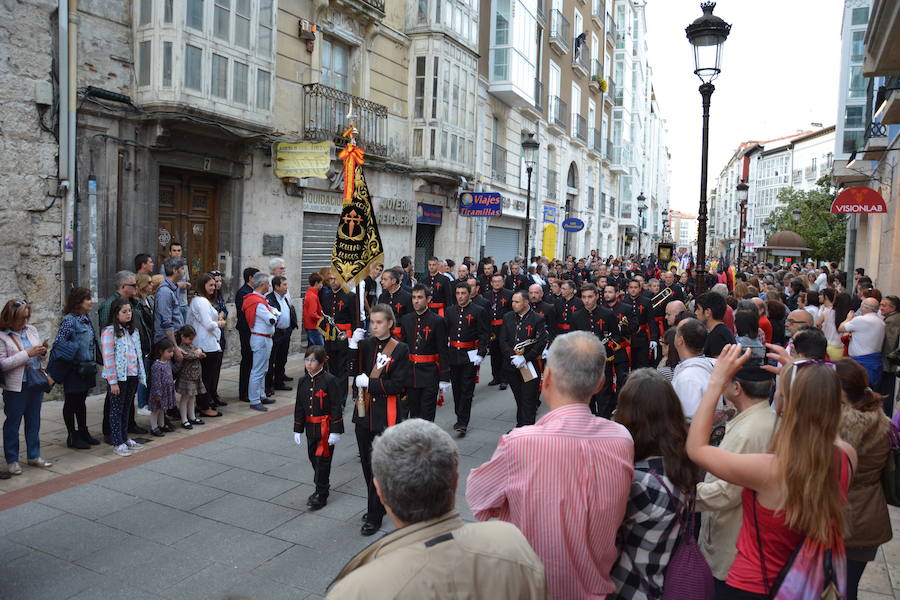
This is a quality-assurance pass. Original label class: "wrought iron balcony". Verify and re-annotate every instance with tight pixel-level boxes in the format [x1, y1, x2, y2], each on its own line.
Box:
[590, 128, 602, 153]
[491, 143, 507, 183]
[591, 59, 603, 81]
[549, 9, 570, 54]
[546, 169, 558, 199]
[548, 95, 568, 131]
[335, 0, 385, 21]
[302, 83, 388, 157]
[604, 79, 615, 105]
[573, 114, 587, 143]
[866, 122, 887, 139]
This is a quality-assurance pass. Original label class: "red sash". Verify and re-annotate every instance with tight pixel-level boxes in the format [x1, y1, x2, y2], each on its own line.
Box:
[306, 415, 331, 457]
[450, 340, 478, 349]
[410, 354, 439, 364]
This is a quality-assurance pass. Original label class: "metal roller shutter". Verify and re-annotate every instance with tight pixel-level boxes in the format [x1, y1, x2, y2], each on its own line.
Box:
[486, 226, 521, 265]
[301, 213, 339, 295]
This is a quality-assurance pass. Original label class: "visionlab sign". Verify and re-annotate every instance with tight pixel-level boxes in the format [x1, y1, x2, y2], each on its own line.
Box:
[831, 186, 887, 214]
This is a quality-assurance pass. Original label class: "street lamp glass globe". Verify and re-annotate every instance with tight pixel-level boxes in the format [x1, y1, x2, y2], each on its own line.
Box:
[736, 182, 749, 203]
[791, 208, 801, 222]
[522, 133, 540, 169]
[685, 2, 732, 83]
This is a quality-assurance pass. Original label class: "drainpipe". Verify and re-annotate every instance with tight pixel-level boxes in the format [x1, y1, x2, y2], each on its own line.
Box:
[68, 0, 79, 282]
[58, 0, 72, 267]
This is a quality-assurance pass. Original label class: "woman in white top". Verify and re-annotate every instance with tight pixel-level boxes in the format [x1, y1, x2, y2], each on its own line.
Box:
[189, 273, 226, 418]
[818, 288, 844, 361]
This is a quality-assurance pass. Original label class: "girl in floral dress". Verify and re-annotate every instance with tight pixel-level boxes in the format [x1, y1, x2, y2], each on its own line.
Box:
[175, 325, 206, 430]
[148, 339, 177, 437]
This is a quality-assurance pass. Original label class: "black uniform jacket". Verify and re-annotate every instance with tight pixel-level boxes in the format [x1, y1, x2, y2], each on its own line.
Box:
[498, 309, 548, 374]
[294, 368, 345, 436]
[398, 309, 450, 387]
[444, 302, 490, 365]
[352, 336, 410, 432]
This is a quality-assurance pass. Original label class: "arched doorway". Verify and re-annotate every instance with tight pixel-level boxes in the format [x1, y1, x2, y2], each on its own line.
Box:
[563, 162, 578, 259]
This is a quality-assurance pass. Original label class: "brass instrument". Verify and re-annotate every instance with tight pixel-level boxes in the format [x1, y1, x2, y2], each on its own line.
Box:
[317, 315, 347, 342]
[650, 286, 673, 310]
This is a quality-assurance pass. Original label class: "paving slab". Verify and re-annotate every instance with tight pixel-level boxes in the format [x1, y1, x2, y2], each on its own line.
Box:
[202, 467, 300, 501]
[192, 492, 301, 534]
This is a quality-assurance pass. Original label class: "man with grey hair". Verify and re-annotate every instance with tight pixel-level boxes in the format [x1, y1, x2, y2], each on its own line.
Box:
[268, 257, 286, 278]
[468, 331, 634, 599]
[328, 419, 546, 598]
[839, 296, 887, 386]
[241, 272, 279, 411]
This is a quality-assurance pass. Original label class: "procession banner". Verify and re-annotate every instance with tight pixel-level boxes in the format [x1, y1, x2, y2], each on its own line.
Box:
[331, 140, 384, 290]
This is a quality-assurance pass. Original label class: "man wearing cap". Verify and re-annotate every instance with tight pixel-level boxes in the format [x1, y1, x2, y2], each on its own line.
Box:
[695, 345, 777, 594]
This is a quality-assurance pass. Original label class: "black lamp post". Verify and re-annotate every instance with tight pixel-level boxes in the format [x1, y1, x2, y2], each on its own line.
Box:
[636, 192, 646, 257]
[522, 133, 540, 261]
[661, 208, 669, 241]
[736, 180, 749, 265]
[686, 2, 731, 294]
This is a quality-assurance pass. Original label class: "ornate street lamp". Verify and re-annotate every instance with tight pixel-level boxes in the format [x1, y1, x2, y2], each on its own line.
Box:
[636, 192, 646, 257]
[522, 133, 540, 261]
[686, 1, 731, 293]
[736, 180, 749, 264]
[791, 207, 801, 222]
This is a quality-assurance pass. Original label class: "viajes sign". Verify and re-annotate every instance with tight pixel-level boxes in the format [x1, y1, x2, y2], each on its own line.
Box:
[830, 186, 887, 214]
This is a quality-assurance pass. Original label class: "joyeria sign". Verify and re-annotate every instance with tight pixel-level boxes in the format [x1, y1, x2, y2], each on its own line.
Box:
[830, 186, 887, 214]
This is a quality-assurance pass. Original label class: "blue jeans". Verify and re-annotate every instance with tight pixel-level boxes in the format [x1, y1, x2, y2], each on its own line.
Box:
[249, 334, 273, 404]
[179, 305, 189, 323]
[3, 388, 44, 464]
[305, 329, 324, 347]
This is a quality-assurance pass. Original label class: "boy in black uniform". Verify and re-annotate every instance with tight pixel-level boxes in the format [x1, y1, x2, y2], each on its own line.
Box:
[600, 284, 636, 418]
[319, 271, 360, 400]
[351, 304, 409, 536]
[625, 278, 656, 369]
[398, 284, 450, 421]
[445, 280, 490, 436]
[554, 279, 584, 337]
[573, 284, 618, 417]
[293, 346, 344, 510]
[499, 290, 548, 427]
[423, 257, 452, 317]
[486, 273, 513, 389]
[378, 268, 412, 338]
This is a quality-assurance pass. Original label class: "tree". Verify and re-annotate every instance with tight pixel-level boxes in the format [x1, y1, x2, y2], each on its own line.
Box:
[768, 176, 846, 263]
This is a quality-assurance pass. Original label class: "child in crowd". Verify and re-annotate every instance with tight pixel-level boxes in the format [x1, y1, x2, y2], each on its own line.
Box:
[101, 298, 146, 457]
[175, 325, 206, 430]
[148, 339, 177, 437]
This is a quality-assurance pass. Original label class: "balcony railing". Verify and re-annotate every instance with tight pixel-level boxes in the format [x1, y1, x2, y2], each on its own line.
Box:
[592, 0, 605, 21]
[546, 169, 558, 199]
[549, 95, 568, 131]
[491, 143, 507, 183]
[550, 9, 570, 53]
[590, 128, 602, 152]
[574, 114, 587, 142]
[606, 139, 614, 159]
[866, 122, 887, 139]
[574, 45, 589, 75]
[302, 83, 388, 156]
[591, 59, 602, 80]
[534, 79, 544, 112]
[605, 79, 615, 103]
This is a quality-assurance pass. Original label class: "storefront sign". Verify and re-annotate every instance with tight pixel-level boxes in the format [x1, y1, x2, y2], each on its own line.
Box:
[459, 192, 502, 217]
[561, 217, 585, 232]
[303, 190, 343, 214]
[831, 186, 887, 214]
[376, 197, 412, 226]
[416, 203, 443, 225]
[543, 206, 557, 223]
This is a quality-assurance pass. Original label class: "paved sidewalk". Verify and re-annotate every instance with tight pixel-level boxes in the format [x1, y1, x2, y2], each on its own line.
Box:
[0, 356, 898, 599]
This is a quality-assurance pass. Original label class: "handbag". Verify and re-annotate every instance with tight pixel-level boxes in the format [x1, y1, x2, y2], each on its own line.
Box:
[647, 472, 715, 600]
[8, 332, 53, 393]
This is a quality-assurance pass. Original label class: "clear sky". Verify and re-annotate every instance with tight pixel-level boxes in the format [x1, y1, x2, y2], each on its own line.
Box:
[644, 0, 843, 213]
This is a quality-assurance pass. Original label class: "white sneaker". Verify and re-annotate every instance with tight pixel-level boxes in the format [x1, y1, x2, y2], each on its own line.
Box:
[126, 439, 144, 450]
[136, 407, 151, 416]
[114, 444, 132, 457]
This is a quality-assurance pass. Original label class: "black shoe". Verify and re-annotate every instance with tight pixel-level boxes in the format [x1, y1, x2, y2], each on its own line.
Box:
[151, 428, 165, 437]
[127, 425, 148, 435]
[360, 521, 380, 536]
[307, 493, 328, 510]
[239, 398, 250, 403]
[283, 376, 294, 382]
[79, 430, 100, 446]
[182, 421, 193, 430]
[456, 427, 467, 438]
[273, 383, 292, 391]
[487, 380, 500, 386]
[190, 418, 205, 426]
[261, 398, 276, 405]
[162, 422, 176, 433]
[215, 398, 228, 407]
[103, 435, 113, 445]
[67, 432, 91, 450]
[361, 513, 370, 523]
[499, 383, 508, 390]
[265, 389, 274, 397]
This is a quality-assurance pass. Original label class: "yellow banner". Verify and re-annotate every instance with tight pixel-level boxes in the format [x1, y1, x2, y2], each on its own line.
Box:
[272, 141, 331, 179]
[542, 224, 557, 261]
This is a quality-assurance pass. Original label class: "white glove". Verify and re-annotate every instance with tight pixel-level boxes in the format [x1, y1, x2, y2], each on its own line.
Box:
[294, 432, 303, 446]
[511, 355, 526, 369]
[355, 374, 369, 388]
[439, 381, 452, 392]
[649, 341, 658, 354]
[542, 348, 549, 360]
[471, 354, 483, 367]
[328, 433, 342, 446]
[348, 327, 366, 349]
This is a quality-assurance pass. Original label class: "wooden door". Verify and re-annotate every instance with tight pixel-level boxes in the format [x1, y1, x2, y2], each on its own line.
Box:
[158, 169, 220, 281]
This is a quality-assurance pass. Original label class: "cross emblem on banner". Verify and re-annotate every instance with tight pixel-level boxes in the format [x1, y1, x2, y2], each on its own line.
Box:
[342, 211, 362, 238]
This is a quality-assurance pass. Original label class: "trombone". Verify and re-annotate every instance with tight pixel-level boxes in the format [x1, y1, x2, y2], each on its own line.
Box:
[650, 286, 674, 310]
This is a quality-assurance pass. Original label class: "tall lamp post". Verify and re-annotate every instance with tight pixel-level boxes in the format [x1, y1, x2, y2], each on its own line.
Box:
[661, 208, 669, 241]
[686, 2, 731, 294]
[636, 192, 646, 257]
[736, 180, 749, 265]
[522, 133, 541, 261]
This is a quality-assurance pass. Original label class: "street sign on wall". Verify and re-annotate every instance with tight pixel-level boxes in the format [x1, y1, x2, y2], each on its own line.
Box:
[831, 186, 886, 214]
[561, 217, 585, 232]
[543, 206, 557, 223]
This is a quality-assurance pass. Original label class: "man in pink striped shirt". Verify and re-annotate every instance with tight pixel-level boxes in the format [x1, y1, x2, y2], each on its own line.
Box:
[466, 331, 634, 599]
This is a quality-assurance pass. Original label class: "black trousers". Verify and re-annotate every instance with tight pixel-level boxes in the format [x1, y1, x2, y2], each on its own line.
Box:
[102, 388, 139, 435]
[266, 329, 292, 388]
[508, 369, 540, 427]
[62, 391, 89, 434]
[630, 334, 651, 369]
[488, 341, 506, 384]
[596, 360, 628, 419]
[876, 371, 896, 416]
[450, 363, 477, 427]
[355, 425, 386, 524]
[198, 351, 223, 409]
[407, 383, 439, 422]
[238, 329, 252, 401]
[306, 434, 334, 495]
[325, 343, 348, 379]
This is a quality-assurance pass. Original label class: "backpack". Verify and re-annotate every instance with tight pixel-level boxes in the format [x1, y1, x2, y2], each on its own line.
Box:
[649, 472, 715, 600]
